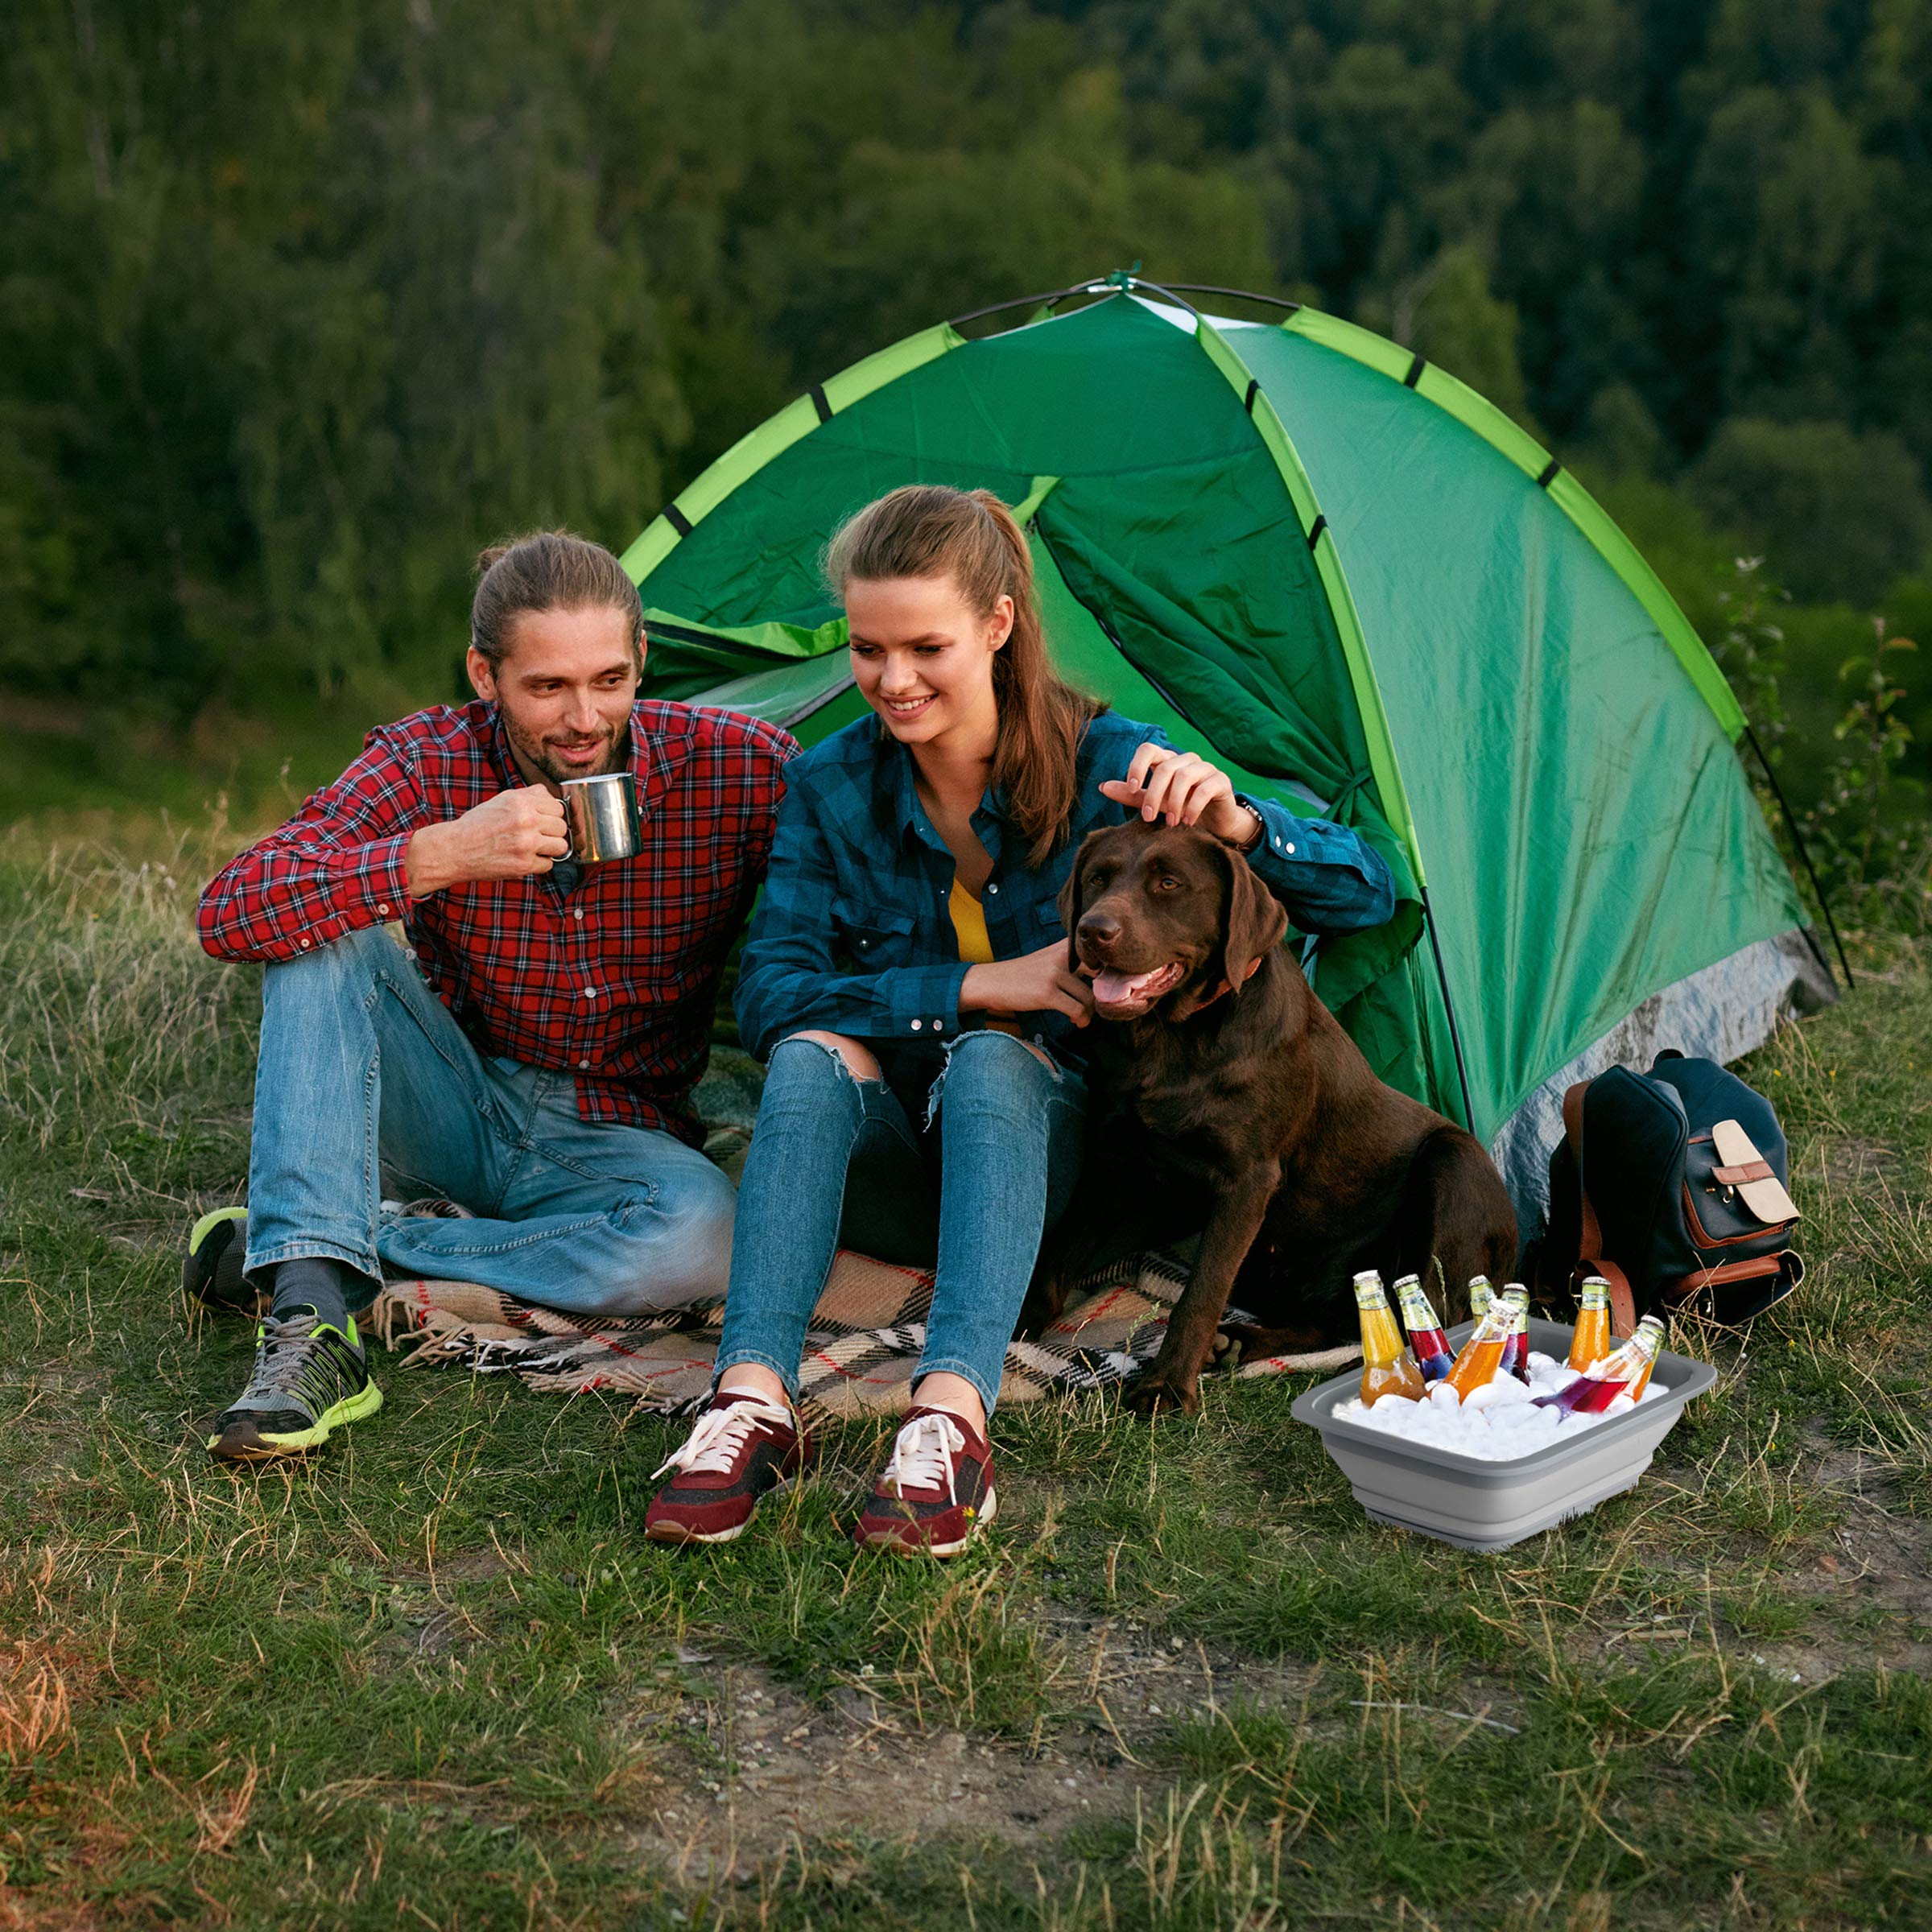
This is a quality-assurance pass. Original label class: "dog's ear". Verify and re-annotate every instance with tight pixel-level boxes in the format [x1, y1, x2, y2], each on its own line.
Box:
[1058, 828, 1106, 972]
[1175, 836, 1289, 1013]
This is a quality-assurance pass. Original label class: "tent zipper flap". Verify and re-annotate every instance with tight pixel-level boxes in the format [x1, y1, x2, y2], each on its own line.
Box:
[1187, 314, 1426, 890]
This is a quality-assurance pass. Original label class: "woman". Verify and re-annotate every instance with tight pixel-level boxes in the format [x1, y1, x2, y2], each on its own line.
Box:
[644, 485, 1394, 1556]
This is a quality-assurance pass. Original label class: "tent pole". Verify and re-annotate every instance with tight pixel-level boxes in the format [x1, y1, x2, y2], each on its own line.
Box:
[1742, 724, 1853, 992]
[1419, 886, 1477, 1134]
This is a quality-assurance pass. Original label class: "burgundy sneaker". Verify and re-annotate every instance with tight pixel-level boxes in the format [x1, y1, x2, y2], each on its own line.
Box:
[854, 1406, 997, 1558]
[644, 1391, 811, 1545]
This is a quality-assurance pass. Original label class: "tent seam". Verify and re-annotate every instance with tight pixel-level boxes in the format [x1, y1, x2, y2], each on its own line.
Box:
[1280, 306, 1744, 741]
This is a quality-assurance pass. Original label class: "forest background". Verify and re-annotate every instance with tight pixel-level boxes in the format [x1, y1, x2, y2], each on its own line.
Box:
[6, 0, 1932, 914]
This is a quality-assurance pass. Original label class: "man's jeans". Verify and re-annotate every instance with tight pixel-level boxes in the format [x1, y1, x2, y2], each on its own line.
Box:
[716, 1030, 1088, 1417]
[242, 927, 736, 1315]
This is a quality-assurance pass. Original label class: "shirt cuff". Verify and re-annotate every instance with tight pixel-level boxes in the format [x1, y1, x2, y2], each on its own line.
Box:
[881, 961, 972, 1042]
[353, 836, 415, 921]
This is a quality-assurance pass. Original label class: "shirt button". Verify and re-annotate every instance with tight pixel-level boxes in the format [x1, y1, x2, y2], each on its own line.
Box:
[378, 903, 390, 916]
[573, 908, 584, 921]
[583, 987, 597, 999]
[578, 1059, 589, 1069]
[985, 881, 998, 895]
[910, 1019, 923, 1031]
[1285, 842, 1296, 855]
[299, 938, 311, 949]
[933, 1019, 945, 1032]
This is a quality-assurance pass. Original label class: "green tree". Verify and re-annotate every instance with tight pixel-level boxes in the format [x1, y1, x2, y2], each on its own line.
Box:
[1690, 418, 1932, 605]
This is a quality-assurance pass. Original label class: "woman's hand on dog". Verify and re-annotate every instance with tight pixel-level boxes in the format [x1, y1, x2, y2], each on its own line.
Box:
[962, 941, 1095, 1026]
[1100, 744, 1262, 848]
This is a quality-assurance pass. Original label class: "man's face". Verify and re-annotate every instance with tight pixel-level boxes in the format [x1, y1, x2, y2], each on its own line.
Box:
[469, 605, 642, 790]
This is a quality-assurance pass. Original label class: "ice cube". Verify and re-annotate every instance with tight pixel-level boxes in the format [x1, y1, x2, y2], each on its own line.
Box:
[1429, 1382, 1462, 1410]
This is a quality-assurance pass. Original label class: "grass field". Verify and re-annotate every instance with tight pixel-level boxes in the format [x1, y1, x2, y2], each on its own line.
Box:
[2, 829, 1930, 1930]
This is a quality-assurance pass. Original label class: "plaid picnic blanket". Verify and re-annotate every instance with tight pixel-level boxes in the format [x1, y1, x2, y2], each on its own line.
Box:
[365, 1248, 1361, 1420]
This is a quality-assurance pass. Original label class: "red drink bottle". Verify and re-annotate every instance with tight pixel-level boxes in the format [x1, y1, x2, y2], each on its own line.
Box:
[1496, 1286, 1532, 1383]
[1393, 1274, 1455, 1382]
[1534, 1316, 1666, 1415]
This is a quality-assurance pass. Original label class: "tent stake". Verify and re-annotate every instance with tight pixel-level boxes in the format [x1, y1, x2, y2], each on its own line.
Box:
[1742, 724, 1853, 992]
[1419, 886, 1478, 1134]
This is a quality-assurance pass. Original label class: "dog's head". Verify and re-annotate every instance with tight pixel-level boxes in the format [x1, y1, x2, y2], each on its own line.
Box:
[1058, 819, 1290, 1022]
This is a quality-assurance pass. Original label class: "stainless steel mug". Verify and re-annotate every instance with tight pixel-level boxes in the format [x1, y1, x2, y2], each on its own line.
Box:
[560, 772, 642, 865]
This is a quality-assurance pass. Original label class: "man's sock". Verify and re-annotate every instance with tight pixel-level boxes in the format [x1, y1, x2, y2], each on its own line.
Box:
[268, 1257, 369, 1333]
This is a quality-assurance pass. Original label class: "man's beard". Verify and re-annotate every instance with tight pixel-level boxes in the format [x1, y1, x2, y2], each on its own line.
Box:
[502, 713, 629, 786]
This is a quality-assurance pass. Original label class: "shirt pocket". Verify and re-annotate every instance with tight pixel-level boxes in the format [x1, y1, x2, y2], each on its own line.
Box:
[830, 898, 919, 973]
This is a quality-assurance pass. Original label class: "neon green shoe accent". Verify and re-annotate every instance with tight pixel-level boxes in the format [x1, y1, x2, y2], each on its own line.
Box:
[208, 1376, 384, 1455]
[206, 1311, 382, 1460]
[188, 1204, 248, 1255]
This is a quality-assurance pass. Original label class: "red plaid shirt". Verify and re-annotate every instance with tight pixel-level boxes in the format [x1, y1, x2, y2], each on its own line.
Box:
[199, 700, 797, 1146]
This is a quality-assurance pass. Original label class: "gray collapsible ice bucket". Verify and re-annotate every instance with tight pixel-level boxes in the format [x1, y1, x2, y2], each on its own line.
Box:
[1290, 1316, 1719, 1553]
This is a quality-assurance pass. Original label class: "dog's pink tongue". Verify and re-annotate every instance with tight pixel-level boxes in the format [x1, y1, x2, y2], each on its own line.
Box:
[1092, 967, 1158, 1005]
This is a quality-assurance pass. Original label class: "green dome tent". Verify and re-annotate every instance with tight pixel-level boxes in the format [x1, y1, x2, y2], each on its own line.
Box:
[621, 274, 1834, 1220]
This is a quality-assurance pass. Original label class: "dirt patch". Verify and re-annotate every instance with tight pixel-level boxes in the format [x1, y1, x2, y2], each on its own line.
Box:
[630, 1618, 1360, 1885]
[632, 1662, 1141, 1884]
[1813, 1136, 1903, 1191]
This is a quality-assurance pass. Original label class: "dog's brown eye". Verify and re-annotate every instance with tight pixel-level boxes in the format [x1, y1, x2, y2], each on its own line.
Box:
[1154, 875, 1183, 891]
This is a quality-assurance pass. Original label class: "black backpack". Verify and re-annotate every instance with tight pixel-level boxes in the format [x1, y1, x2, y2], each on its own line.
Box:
[1536, 1050, 1804, 1335]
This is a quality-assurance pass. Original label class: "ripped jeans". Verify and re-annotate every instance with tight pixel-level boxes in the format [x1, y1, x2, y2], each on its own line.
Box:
[715, 1030, 1089, 1416]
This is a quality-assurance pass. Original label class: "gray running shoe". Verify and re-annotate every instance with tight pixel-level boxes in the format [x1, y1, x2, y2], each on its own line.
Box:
[207, 1310, 383, 1461]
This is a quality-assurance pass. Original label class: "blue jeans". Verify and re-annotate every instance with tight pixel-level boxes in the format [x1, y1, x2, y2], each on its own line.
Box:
[716, 1030, 1089, 1416]
[242, 927, 737, 1315]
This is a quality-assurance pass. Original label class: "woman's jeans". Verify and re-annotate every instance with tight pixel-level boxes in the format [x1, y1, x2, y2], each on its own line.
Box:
[716, 1030, 1089, 1417]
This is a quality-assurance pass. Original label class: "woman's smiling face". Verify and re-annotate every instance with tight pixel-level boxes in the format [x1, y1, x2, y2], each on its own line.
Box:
[844, 572, 1013, 751]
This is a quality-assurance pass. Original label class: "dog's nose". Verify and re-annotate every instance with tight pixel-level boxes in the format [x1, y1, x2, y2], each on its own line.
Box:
[1078, 911, 1122, 950]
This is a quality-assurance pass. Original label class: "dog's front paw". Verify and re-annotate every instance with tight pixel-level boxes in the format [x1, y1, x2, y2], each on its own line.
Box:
[1126, 1372, 1201, 1418]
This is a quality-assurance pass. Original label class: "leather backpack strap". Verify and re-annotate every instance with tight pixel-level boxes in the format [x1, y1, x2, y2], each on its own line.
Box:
[1560, 1080, 1637, 1334]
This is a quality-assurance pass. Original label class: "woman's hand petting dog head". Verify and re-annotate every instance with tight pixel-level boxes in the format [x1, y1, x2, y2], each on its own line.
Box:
[1059, 820, 1287, 1021]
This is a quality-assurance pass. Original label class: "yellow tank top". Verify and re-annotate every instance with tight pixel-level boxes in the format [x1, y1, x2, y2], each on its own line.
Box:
[948, 879, 995, 964]
[948, 879, 1020, 1033]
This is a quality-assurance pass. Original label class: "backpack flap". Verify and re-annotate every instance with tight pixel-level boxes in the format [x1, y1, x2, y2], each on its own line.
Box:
[1709, 1118, 1799, 1227]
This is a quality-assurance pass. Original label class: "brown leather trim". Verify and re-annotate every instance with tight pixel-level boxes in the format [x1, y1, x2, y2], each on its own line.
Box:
[1712, 1161, 1775, 1186]
[1669, 1253, 1785, 1295]
[1563, 1080, 1637, 1334]
[1682, 1183, 1798, 1250]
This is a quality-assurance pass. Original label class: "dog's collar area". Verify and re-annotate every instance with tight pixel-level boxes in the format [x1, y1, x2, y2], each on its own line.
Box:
[1184, 955, 1263, 1016]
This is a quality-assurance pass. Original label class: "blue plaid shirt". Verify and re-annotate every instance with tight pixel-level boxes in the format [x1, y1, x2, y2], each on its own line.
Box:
[733, 710, 1394, 1067]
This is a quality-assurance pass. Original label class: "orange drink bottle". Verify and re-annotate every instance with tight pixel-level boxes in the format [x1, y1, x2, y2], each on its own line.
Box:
[1628, 1317, 1666, 1398]
[1356, 1271, 1426, 1406]
[1534, 1316, 1666, 1414]
[1393, 1273, 1455, 1382]
[1567, 1276, 1612, 1371]
[1443, 1296, 1515, 1399]
[1496, 1286, 1532, 1382]
[1468, 1275, 1494, 1322]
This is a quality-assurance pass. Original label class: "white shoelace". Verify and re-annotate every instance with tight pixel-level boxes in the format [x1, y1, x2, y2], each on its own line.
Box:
[879, 1411, 967, 1502]
[651, 1396, 792, 1480]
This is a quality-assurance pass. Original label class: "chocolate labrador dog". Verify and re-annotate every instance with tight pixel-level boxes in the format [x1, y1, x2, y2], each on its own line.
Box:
[1022, 818, 1517, 1415]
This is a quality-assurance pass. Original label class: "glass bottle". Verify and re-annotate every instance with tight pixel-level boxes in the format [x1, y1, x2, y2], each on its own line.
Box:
[1393, 1274, 1455, 1383]
[1534, 1316, 1666, 1415]
[1567, 1276, 1612, 1372]
[1356, 1271, 1426, 1406]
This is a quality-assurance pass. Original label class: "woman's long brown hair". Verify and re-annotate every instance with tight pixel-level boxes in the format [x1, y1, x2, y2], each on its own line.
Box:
[825, 485, 1104, 866]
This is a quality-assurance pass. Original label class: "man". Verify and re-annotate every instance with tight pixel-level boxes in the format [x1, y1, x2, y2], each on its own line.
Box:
[188, 530, 795, 1460]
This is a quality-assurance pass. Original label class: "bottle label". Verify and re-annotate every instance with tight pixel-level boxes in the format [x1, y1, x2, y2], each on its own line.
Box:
[1579, 1281, 1608, 1310]
[1397, 1282, 1438, 1329]
[1354, 1281, 1386, 1311]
